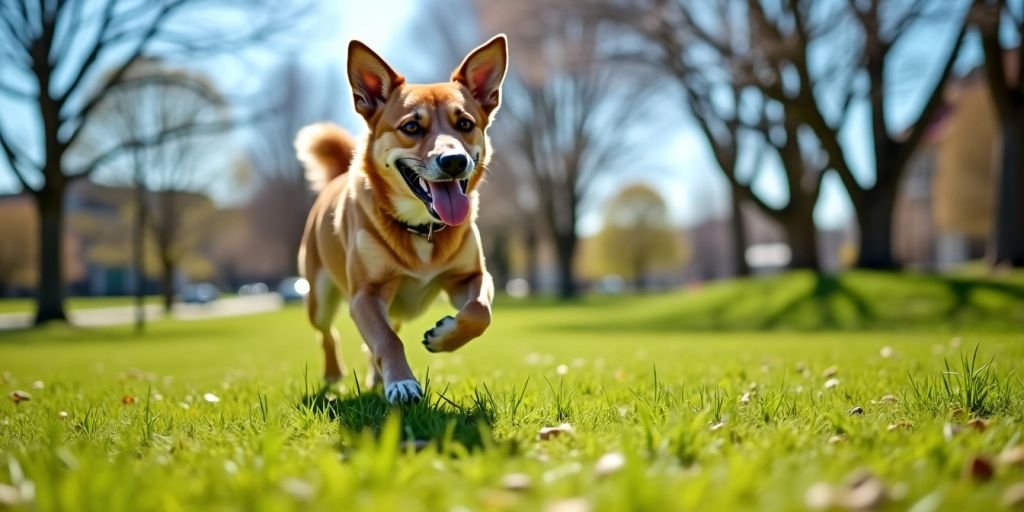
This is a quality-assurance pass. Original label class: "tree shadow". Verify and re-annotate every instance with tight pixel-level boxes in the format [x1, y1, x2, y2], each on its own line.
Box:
[760, 273, 874, 330]
[943, 277, 1024, 327]
[300, 380, 495, 451]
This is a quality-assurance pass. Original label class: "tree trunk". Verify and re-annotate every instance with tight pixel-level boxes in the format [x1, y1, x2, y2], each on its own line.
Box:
[133, 179, 146, 333]
[784, 212, 820, 271]
[488, 228, 510, 291]
[524, 226, 540, 293]
[991, 114, 1024, 266]
[554, 232, 578, 299]
[33, 183, 68, 325]
[855, 181, 899, 270]
[160, 256, 175, 314]
[632, 257, 647, 292]
[729, 186, 751, 277]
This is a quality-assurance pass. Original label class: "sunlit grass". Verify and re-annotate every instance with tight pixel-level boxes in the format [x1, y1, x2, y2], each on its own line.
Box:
[0, 274, 1023, 510]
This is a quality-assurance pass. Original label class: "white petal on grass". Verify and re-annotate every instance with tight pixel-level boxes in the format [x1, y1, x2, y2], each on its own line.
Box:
[595, 452, 626, 476]
[556, 364, 569, 376]
[203, 393, 220, 403]
[824, 378, 840, 389]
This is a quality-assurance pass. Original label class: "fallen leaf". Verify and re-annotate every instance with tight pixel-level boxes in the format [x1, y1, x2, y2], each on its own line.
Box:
[849, 406, 865, 416]
[875, 394, 898, 405]
[594, 452, 625, 476]
[824, 378, 840, 389]
[828, 434, 847, 444]
[822, 366, 839, 378]
[538, 423, 575, 441]
[964, 455, 995, 482]
[9, 390, 30, 404]
[57, 411, 68, 419]
[709, 422, 726, 431]
[31, 380, 44, 390]
[121, 395, 135, 405]
[999, 446, 1024, 467]
[501, 473, 532, 492]
[1002, 482, 1024, 508]
[887, 420, 913, 431]
[203, 393, 220, 403]
[739, 392, 751, 405]
[839, 470, 887, 511]
[967, 418, 989, 432]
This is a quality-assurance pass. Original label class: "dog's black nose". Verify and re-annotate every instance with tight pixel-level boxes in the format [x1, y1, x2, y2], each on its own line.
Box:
[437, 154, 468, 176]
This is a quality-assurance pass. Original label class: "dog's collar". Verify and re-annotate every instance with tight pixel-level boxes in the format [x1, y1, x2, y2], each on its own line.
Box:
[398, 219, 447, 241]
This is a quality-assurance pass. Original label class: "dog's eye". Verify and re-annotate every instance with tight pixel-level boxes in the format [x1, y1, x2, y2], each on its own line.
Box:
[400, 121, 421, 135]
[455, 118, 475, 133]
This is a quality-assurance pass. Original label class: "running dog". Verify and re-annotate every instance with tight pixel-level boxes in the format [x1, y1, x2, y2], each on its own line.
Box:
[294, 35, 507, 404]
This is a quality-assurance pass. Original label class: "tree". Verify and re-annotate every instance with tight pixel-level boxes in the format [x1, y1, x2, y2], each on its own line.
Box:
[0, 0, 299, 325]
[82, 60, 230, 314]
[497, 22, 656, 298]
[597, 0, 969, 270]
[974, 0, 1024, 267]
[602, 0, 832, 270]
[593, 185, 683, 291]
[245, 60, 347, 279]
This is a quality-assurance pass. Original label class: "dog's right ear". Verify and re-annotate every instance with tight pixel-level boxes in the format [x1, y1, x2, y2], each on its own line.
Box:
[347, 41, 405, 121]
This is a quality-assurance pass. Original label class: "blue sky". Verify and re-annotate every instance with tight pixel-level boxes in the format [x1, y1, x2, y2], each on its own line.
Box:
[0, 0, 990, 235]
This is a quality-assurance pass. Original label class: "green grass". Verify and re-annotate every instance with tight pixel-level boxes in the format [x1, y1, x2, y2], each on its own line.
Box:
[0, 273, 1023, 511]
[0, 296, 161, 314]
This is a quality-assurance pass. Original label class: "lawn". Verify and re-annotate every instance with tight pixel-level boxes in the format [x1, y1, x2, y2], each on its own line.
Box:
[0, 296, 161, 315]
[1, 272, 1023, 511]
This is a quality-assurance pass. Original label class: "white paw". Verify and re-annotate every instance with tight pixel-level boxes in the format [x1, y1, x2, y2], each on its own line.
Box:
[385, 379, 423, 404]
[422, 315, 457, 353]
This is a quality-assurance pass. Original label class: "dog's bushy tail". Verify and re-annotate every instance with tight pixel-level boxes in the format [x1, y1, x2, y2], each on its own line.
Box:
[294, 123, 356, 191]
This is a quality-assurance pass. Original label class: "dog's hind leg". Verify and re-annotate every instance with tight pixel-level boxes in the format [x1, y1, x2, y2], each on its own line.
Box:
[307, 268, 346, 383]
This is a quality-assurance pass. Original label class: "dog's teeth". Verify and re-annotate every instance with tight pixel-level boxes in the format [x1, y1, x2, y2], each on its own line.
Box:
[418, 178, 427, 190]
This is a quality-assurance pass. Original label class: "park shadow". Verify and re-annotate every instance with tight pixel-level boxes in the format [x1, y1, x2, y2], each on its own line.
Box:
[759, 273, 874, 329]
[943, 276, 1024, 328]
[300, 381, 495, 452]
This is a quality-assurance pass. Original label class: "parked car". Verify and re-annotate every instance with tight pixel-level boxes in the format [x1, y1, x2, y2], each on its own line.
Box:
[277, 277, 310, 303]
[238, 282, 269, 296]
[179, 283, 220, 304]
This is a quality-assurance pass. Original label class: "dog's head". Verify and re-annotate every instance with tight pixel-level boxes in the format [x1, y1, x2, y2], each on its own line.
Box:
[347, 35, 508, 227]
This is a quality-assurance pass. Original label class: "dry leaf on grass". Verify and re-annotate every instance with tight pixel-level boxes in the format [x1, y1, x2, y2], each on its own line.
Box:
[9, 390, 30, 404]
[538, 423, 575, 440]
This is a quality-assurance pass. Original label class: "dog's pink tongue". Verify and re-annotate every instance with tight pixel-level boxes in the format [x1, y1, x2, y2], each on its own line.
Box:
[428, 180, 470, 225]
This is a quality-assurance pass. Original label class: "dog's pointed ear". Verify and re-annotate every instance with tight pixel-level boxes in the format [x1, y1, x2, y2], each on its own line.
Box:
[347, 40, 405, 121]
[452, 34, 508, 116]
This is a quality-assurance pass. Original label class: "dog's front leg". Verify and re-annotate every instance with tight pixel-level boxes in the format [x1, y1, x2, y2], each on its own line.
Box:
[423, 271, 493, 353]
[350, 286, 421, 404]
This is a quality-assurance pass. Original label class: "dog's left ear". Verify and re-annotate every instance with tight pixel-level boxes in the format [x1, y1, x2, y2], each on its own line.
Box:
[452, 34, 508, 116]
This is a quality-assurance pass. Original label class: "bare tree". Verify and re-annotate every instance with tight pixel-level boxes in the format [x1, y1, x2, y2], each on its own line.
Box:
[598, 0, 969, 270]
[245, 60, 346, 279]
[602, 0, 832, 270]
[500, 29, 656, 298]
[0, 0, 301, 325]
[974, 0, 1024, 267]
[82, 59, 230, 314]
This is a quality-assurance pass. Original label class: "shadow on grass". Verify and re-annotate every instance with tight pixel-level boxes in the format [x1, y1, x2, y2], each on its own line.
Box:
[300, 379, 495, 451]
[542, 271, 1024, 333]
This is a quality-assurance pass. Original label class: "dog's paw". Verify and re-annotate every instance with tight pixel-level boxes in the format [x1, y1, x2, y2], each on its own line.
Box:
[422, 315, 457, 353]
[385, 379, 423, 404]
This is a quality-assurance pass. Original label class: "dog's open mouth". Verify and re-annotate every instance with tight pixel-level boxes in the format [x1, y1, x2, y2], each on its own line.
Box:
[396, 161, 470, 226]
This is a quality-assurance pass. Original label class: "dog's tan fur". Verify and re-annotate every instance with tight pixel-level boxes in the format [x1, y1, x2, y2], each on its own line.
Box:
[295, 36, 507, 403]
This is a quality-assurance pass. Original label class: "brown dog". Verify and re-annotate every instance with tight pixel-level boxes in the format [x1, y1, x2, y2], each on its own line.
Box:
[294, 35, 507, 404]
